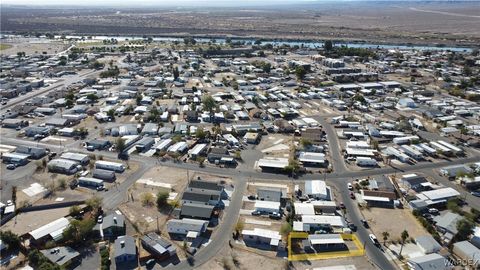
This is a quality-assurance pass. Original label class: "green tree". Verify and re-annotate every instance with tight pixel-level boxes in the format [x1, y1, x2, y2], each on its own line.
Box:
[382, 231, 390, 246]
[86, 94, 98, 102]
[195, 127, 207, 140]
[156, 191, 169, 209]
[202, 95, 217, 122]
[300, 138, 312, 148]
[100, 248, 111, 270]
[324, 40, 333, 51]
[85, 196, 102, 212]
[295, 66, 307, 80]
[280, 223, 292, 237]
[107, 109, 115, 120]
[0, 230, 21, 250]
[456, 219, 474, 241]
[92, 61, 103, 69]
[69, 205, 82, 217]
[62, 218, 95, 242]
[115, 137, 126, 153]
[141, 192, 155, 207]
[173, 66, 180, 80]
[235, 220, 245, 234]
[399, 230, 409, 257]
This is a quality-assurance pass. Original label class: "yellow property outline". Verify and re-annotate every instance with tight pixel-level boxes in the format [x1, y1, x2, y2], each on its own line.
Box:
[288, 232, 365, 261]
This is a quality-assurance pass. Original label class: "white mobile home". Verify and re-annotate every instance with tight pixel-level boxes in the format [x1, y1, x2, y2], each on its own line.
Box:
[166, 218, 209, 235]
[304, 180, 329, 200]
[167, 142, 188, 153]
[254, 201, 281, 214]
[356, 157, 378, 167]
[95, 160, 125, 173]
[188, 143, 208, 158]
[429, 141, 452, 155]
[78, 177, 104, 188]
[437, 140, 463, 155]
[400, 145, 423, 160]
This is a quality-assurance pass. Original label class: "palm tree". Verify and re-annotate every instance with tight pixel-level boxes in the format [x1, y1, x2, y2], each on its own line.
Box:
[399, 230, 409, 257]
[382, 231, 390, 246]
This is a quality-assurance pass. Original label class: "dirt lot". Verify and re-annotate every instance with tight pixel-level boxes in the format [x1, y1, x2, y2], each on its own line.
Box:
[360, 207, 428, 242]
[118, 166, 194, 234]
[0, 39, 67, 56]
[196, 244, 287, 270]
[257, 134, 293, 159]
[119, 185, 170, 234]
[1, 207, 71, 236]
[292, 255, 376, 270]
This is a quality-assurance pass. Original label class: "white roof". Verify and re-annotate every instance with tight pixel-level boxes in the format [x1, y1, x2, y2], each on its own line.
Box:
[305, 180, 327, 196]
[294, 203, 315, 215]
[29, 217, 69, 240]
[345, 148, 376, 156]
[309, 201, 337, 207]
[421, 188, 460, 201]
[61, 152, 88, 161]
[186, 231, 199, 238]
[302, 215, 346, 227]
[362, 195, 391, 202]
[254, 200, 280, 210]
[257, 157, 288, 169]
[309, 234, 345, 245]
[299, 152, 326, 163]
[346, 141, 370, 149]
[241, 228, 281, 241]
[189, 143, 207, 155]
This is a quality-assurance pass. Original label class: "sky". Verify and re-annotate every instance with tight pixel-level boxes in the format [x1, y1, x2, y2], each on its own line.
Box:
[1, 0, 320, 7]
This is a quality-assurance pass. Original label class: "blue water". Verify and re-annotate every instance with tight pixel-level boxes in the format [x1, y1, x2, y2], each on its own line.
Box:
[1, 34, 474, 52]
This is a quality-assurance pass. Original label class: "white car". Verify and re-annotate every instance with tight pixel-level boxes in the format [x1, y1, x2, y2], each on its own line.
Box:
[369, 234, 380, 247]
[347, 183, 353, 190]
[6, 200, 13, 206]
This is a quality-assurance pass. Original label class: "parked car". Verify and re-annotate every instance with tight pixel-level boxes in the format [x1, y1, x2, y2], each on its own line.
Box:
[186, 247, 197, 255]
[428, 208, 439, 215]
[97, 215, 103, 223]
[422, 213, 433, 221]
[146, 259, 156, 268]
[269, 212, 282, 220]
[247, 195, 256, 200]
[361, 219, 369, 228]
[350, 192, 355, 199]
[369, 234, 380, 247]
[251, 211, 262, 216]
[347, 183, 353, 190]
[6, 164, 16, 170]
[6, 200, 13, 206]
[339, 202, 345, 209]
[348, 223, 357, 232]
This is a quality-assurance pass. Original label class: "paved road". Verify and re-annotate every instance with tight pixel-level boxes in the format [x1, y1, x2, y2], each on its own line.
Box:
[2, 135, 479, 270]
[316, 116, 348, 173]
[0, 70, 99, 113]
[334, 180, 396, 270]
[166, 176, 247, 270]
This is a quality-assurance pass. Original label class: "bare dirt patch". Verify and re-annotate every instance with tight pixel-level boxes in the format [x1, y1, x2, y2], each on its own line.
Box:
[361, 207, 428, 242]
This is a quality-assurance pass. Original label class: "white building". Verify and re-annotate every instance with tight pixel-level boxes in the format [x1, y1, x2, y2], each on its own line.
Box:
[304, 180, 330, 200]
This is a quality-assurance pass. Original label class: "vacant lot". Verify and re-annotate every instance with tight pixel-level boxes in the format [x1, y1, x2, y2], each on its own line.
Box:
[197, 244, 287, 270]
[361, 207, 428, 241]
